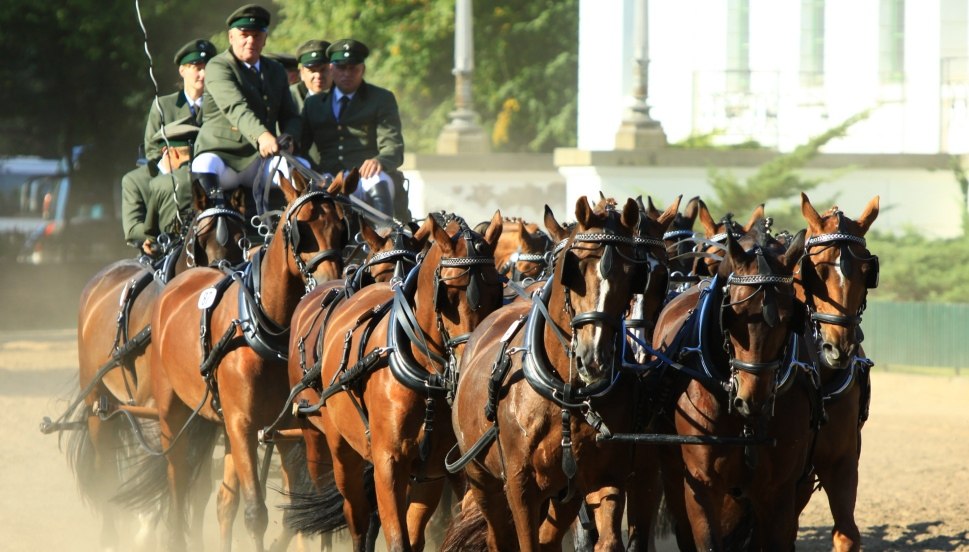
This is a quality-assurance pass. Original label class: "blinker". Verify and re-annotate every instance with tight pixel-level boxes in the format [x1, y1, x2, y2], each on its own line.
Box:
[467, 269, 481, 311]
[599, 244, 615, 279]
[216, 217, 229, 247]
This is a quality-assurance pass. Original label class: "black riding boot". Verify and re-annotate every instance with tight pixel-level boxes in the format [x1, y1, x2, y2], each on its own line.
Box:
[192, 172, 225, 207]
[365, 180, 393, 218]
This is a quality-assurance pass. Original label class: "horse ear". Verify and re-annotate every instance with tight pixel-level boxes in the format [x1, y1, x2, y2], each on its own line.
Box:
[645, 196, 663, 220]
[800, 192, 823, 230]
[229, 188, 247, 216]
[620, 198, 640, 232]
[745, 204, 765, 232]
[191, 179, 208, 212]
[698, 199, 718, 237]
[329, 168, 360, 196]
[483, 210, 504, 250]
[856, 195, 880, 234]
[291, 168, 310, 195]
[683, 196, 700, 223]
[359, 216, 382, 251]
[430, 215, 455, 257]
[278, 171, 299, 204]
[723, 231, 746, 276]
[413, 215, 435, 251]
[781, 229, 807, 272]
[575, 196, 594, 229]
[657, 195, 682, 230]
[544, 204, 569, 242]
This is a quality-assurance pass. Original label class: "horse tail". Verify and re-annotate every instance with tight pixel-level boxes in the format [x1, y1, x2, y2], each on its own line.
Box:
[111, 417, 220, 524]
[653, 489, 674, 538]
[282, 461, 376, 535]
[440, 491, 489, 552]
[63, 397, 98, 506]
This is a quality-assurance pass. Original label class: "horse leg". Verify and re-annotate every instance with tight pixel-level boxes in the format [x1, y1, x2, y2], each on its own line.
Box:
[371, 450, 412, 551]
[585, 485, 625, 552]
[216, 443, 240, 552]
[156, 397, 195, 551]
[504, 476, 543, 552]
[537, 495, 582, 550]
[625, 449, 663, 552]
[328, 435, 373, 551]
[223, 420, 269, 552]
[188, 436, 217, 550]
[819, 453, 862, 552]
[404, 477, 446, 551]
[268, 440, 316, 552]
[682, 471, 723, 551]
[465, 478, 520, 551]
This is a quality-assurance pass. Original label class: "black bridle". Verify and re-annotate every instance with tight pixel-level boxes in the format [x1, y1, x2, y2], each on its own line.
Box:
[184, 207, 247, 269]
[280, 190, 350, 292]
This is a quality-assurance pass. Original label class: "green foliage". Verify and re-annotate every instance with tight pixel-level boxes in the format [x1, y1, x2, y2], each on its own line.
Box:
[867, 230, 969, 302]
[702, 111, 869, 232]
[273, 0, 578, 153]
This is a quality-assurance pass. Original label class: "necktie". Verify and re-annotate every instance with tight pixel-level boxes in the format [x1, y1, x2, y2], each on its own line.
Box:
[337, 96, 350, 121]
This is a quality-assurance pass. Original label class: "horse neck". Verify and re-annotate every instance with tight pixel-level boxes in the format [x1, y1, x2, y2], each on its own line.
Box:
[257, 232, 305, 326]
[542, 282, 576, 370]
[411, 268, 446, 358]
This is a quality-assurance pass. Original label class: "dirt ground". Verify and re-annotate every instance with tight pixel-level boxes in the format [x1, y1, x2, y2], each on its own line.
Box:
[2, 326, 968, 551]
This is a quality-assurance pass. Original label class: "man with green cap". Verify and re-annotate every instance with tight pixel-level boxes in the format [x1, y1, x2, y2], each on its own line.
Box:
[301, 38, 404, 217]
[291, 39, 332, 114]
[191, 3, 302, 210]
[119, 38, 216, 251]
[123, 119, 198, 255]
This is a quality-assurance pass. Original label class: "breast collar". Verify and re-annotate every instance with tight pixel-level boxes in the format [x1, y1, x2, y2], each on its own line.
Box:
[237, 250, 290, 363]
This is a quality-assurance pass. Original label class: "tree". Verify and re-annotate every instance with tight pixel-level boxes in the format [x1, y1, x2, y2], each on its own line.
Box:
[272, 0, 578, 153]
[699, 111, 869, 232]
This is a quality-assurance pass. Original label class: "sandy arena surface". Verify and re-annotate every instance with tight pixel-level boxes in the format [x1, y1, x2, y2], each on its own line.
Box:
[2, 327, 968, 551]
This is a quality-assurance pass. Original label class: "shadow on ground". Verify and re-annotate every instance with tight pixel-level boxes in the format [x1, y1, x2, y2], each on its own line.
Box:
[799, 522, 969, 551]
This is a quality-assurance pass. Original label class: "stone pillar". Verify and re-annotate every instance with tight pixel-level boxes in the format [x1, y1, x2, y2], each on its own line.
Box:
[437, 0, 490, 154]
[615, 0, 668, 150]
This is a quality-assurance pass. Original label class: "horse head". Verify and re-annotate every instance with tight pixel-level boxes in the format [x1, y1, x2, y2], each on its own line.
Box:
[489, 218, 552, 282]
[415, 211, 504, 365]
[697, 200, 764, 277]
[356, 217, 426, 284]
[182, 180, 248, 269]
[275, 168, 359, 290]
[718, 220, 805, 419]
[655, 195, 700, 283]
[548, 196, 643, 385]
[798, 192, 880, 370]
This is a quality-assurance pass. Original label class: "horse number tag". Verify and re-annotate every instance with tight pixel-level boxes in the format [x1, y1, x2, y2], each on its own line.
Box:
[198, 287, 218, 310]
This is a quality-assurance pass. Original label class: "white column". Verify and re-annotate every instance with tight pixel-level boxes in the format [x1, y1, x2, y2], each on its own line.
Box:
[437, 0, 489, 154]
[615, 0, 667, 150]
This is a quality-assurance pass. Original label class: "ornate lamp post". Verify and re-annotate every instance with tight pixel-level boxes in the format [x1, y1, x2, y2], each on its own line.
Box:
[615, 0, 667, 150]
[437, 0, 489, 154]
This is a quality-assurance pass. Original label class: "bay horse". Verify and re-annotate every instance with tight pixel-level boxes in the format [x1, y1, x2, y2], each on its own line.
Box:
[295, 211, 503, 551]
[694, 200, 765, 278]
[644, 195, 700, 292]
[646, 220, 814, 550]
[794, 192, 879, 552]
[148, 169, 357, 551]
[447, 196, 655, 551]
[49, 181, 247, 550]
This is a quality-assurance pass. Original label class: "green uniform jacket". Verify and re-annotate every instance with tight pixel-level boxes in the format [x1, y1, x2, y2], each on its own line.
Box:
[121, 165, 154, 242]
[301, 81, 403, 175]
[290, 81, 309, 114]
[194, 50, 301, 172]
[147, 165, 194, 238]
[143, 91, 201, 163]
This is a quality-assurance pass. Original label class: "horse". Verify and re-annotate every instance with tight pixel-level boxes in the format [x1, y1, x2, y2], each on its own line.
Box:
[254, 217, 429, 546]
[645, 220, 814, 550]
[147, 169, 357, 551]
[475, 216, 552, 284]
[642, 195, 700, 292]
[693, 200, 765, 278]
[48, 181, 247, 550]
[446, 196, 655, 551]
[794, 192, 880, 552]
[285, 211, 503, 552]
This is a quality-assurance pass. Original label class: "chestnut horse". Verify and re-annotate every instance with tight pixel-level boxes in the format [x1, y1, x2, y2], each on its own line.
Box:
[148, 170, 357, 551]
[45, 181, 247, 550]
[794, 193, 879, 552]
[447, 197, 655, 551]
[646, 221, 814, 550]
[476, 216, 552, 284]
[693, 200, 765, 278]
[256, 218, 429, 542]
